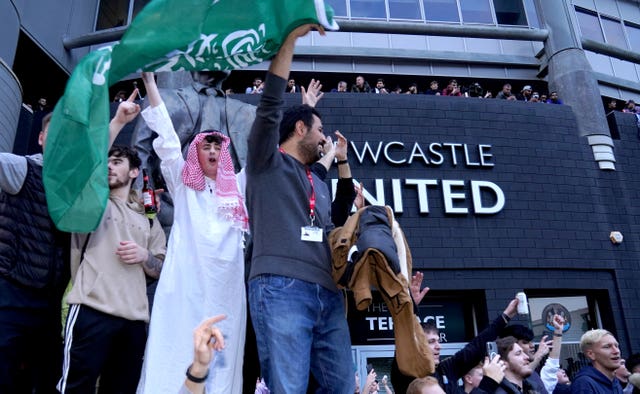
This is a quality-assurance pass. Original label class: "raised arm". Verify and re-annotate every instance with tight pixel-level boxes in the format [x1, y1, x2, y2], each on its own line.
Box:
[316, 131, 349, 173]
[547, 315, 565, 360]
[247, 24, 324, 173]
[270, 25, 323, 80]
[109, 89, 141, 148]
[334, 131, 351, 178]
[316, 135, 336, 171]
[141, 72, 162, 108]
[540, 314, 565, 393]
[328, 131, 357, 226]
[410, 271, 430, 305]
[439, 298, 517, 381]
[140, 71, 184, 190]
[301, 79, 324, 108]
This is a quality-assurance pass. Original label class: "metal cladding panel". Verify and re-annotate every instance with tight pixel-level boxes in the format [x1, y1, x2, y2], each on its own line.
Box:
[0, 63, 22, 152]
[0, 1, 20, 65]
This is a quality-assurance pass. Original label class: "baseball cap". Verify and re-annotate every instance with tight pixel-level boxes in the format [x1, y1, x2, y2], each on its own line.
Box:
[522, 85, 532, 91]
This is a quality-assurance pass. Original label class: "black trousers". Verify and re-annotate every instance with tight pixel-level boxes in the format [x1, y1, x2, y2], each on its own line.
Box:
[59, 304, 147, 394]
[0, 304, 63, 394]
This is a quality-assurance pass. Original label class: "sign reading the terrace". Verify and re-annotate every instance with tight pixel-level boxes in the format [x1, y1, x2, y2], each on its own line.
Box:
[332, 141, 505, 215]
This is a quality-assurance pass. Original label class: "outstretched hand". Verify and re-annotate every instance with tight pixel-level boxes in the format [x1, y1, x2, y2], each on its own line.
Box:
[334, 131, 347, 161]
[301, 79, 324, 108]
[410, 271, 430, 305]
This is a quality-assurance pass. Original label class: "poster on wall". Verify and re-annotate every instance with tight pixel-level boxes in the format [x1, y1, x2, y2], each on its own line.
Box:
[528, 296, 590, 342]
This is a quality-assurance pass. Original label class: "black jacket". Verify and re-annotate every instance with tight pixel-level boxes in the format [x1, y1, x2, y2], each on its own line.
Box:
[0, 159, 69, 292]
[391, 313, 510, 394]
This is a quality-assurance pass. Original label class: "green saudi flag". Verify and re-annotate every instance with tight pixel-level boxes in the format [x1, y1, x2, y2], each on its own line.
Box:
[43, 0, 337, 232]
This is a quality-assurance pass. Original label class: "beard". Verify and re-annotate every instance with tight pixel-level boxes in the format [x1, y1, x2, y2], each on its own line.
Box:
[298, 137, 322, 164]
[511, 363, 533, 379]
[108, 176, 129, 190]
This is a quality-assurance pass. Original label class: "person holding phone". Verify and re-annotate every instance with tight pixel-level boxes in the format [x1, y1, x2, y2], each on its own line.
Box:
[361, 368, 393, 394]
[461, 352, 510, 394]
[391, 286, 519, 394]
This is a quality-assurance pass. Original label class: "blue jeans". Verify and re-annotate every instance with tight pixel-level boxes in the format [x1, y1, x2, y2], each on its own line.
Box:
[249, 274, 354, 394]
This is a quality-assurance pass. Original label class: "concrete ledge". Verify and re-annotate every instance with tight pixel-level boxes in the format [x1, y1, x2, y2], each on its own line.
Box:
[587, 134, 614, 146]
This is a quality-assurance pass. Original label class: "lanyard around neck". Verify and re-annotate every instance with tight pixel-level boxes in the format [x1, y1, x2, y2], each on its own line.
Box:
[280, 148, 316, 226]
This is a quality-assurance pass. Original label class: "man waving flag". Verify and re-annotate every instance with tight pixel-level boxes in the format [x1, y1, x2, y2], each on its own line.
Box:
[44, 0, 337, 232]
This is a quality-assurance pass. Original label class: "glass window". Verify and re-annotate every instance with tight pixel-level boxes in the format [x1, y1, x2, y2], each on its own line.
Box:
[132, 0, 151, 20]
[601, 16, 628, 49]
[460, 0, 493, 24]
[422, 0, 460, 22]
[350, 0, 387, 18]
[361, 354, 397, 392]
[625, 22, 640, 52]
[96, 0, 129, 30]
[575, 7, 604, 42]
[527, 294, 610, 379]
[493, 0, 527, 26]
[325, 0, 347, 17]
[523, 0, 540, 28]
[389, 0, 422, 20]
[96, 0, 151, 30]
[529, 296, 591, 342]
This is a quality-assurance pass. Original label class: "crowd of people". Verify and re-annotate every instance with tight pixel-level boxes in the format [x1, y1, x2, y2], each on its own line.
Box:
[3, 23, 640, 394]
[239, 75, 566, 104]
[606, 97, 640, 115]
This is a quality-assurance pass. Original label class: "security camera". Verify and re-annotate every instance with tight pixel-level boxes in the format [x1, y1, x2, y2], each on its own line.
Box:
[609, 231, 623, 244]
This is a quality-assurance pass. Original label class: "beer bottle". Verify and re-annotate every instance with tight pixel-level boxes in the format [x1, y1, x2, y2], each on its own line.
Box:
[142, 169, 157, 219]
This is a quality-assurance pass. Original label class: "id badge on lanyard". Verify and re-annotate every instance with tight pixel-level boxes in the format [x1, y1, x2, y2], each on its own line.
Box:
[300, 167, 323, 242]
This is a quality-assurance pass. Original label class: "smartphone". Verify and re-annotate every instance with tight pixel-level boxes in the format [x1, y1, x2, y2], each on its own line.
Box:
[486, 341, 498, 359]
[366, 363, 373, 374]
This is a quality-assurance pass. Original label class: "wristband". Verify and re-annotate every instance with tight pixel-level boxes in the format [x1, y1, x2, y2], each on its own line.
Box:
[336, 159, 348, 165]
[553, 333, 563, 337]
[186, 365, 209, 383]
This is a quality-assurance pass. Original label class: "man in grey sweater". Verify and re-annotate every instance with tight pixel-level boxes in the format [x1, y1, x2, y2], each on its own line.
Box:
[245, 24, 354, 393]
